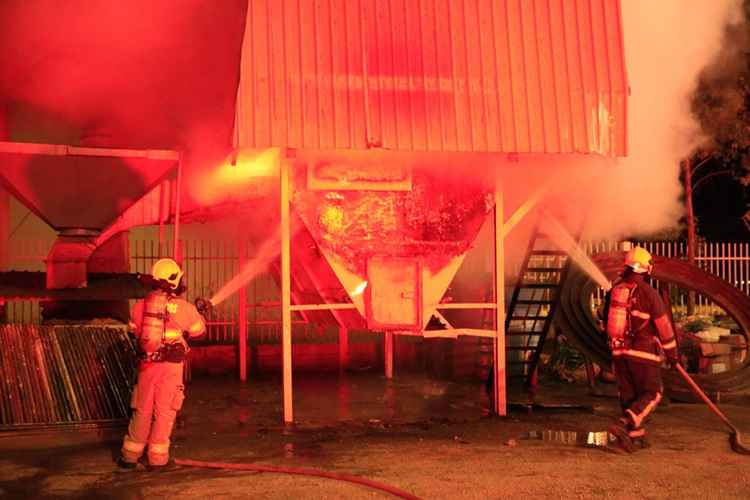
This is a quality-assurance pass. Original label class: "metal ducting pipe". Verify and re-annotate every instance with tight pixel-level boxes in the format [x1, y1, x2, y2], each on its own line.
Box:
[45, 229, 99, 289]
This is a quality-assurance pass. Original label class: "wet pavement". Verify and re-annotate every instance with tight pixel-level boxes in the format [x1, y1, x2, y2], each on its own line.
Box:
[1, 371, 749, 499]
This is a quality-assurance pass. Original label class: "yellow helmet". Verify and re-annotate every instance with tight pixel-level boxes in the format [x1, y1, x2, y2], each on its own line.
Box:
[624, 246, 653, 274]
[151, 258, 184, 289]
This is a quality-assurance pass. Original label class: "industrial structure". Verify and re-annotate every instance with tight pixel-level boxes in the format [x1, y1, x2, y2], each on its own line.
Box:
[0, 0, 745, 433]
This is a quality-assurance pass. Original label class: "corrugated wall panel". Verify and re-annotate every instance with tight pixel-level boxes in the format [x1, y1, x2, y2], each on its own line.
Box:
[604, 0, 628, 155]
[235, 0, 627, 156]
[282, 0, 302, 147]
[269, 0, 288, 146]
[548, 0, 572, 152]
[464, 0, 487, 151]
[535, 0, 560, 152]
[477, 0, 501, 151]
[405, 0, 428, 150]
[562, 0, 587, 153]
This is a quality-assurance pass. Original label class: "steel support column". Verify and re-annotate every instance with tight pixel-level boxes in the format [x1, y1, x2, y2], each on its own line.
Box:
[384, 331, 394, 379]
[173, 155, 183, 262]
[502, 185, 546, 238]
[493, 184, 507, 416]
[280, 157, 293, 424]
[158, 182, 166, 253]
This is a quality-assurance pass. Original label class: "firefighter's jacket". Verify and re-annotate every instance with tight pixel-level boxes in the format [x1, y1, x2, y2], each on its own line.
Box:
[603, 274, 678, 366]
[129, 296, 206, 350]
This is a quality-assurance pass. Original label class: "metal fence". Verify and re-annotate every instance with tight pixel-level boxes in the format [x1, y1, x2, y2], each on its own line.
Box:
[4, 238, 48, 325]
[130, 239, 244, 344]
[5, 237, 750, 334]
[5, 237, 315, 343]
[584, 240, 750, 316]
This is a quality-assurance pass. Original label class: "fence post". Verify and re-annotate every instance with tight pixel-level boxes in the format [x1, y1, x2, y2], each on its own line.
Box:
[173, 158, 183, 263]
[0, 187, 7, 323]
[683, 159, 697, 315]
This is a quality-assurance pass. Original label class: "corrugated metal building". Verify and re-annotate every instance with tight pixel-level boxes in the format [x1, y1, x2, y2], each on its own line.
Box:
[234, 0, 628, 156]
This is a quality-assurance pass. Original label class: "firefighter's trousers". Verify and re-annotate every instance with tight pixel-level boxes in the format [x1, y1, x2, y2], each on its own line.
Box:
[613, 356, 663, 438]
[121, 361, 185, 466]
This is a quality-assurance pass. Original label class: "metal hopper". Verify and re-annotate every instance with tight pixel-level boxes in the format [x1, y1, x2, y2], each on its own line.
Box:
[0, 141, 178, 288]
[290, 150, 493, 332]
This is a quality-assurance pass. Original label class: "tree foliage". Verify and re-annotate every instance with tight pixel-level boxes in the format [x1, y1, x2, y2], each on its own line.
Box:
[690, 2, 750, 239]
[691, 2, 750, 184]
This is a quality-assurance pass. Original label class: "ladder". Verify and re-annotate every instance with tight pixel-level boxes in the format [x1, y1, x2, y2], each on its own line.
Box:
[504, 221, 578, 388]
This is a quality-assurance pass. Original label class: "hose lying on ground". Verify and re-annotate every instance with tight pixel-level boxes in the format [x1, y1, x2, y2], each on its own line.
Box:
[673, 364, 750, 455]
[174, 458, 421, 500]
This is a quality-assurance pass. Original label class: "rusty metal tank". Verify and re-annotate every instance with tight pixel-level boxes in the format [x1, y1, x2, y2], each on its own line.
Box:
[289, 150, 494, 331]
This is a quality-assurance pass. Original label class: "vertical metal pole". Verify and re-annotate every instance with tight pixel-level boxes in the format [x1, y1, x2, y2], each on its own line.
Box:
[158, 181, 166, 253]
[238, 236, 248, 382]
[683, 159, 696, 315]
[280, 156, 293, 424]
[0, 186, 8, 323]
[384, 331, 394, 379]
[494, 183, 507, 416]
[173, 155, 183, 263]
[338, 326, 349, 373]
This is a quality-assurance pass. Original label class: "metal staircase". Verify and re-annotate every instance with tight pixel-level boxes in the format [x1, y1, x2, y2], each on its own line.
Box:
[505, 221, 578, 387]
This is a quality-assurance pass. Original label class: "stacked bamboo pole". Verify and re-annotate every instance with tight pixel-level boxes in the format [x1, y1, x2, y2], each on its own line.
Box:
[0, 325, 137, 427]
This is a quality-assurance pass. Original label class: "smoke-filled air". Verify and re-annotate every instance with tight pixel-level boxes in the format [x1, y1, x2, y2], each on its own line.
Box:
[498, 0, 740, 244]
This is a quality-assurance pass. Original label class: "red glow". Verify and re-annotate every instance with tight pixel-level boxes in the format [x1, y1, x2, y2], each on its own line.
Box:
[349, 281, 367, 297]
[318, 205, 344, 235]
[218, 149, 279, 182]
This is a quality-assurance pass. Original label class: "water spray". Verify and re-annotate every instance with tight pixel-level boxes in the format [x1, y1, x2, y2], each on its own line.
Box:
[194, 227, 285, 312]
[540, 211, 612, 292]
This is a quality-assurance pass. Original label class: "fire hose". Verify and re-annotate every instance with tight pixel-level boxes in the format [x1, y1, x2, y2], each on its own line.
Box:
[672, 363, 750, 455]
[173, 458, 421, 499]
[167, 301, 421, 496]
[555, 252, 750, 401]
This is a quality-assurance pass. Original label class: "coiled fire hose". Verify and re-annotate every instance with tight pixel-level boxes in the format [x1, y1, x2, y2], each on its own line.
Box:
[173, 458, 421, 500]
[556, 252, 750, 400]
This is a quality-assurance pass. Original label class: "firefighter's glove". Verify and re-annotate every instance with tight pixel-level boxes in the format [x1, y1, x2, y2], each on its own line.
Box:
[195, 297, 213, 317]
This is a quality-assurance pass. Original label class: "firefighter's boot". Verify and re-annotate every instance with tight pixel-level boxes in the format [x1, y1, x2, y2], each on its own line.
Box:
[608, 423, 636, 453]
[628, 427, 650, 450]
[116, 457, 138, 470]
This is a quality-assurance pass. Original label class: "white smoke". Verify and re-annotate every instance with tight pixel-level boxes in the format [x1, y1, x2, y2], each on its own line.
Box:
[608, 0, 740, 239]
[498, 0, 742, 243]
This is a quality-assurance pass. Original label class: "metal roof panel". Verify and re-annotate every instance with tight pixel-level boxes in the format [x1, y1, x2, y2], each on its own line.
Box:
[234, 0, 627, 157]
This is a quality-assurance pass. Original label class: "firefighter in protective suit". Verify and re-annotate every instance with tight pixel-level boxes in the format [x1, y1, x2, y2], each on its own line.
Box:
[602, 247, 680, 453]
[118, 258, 206, 470]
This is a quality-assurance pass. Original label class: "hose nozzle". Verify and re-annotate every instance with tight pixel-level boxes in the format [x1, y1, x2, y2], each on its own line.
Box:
[195, 297, 214, 316]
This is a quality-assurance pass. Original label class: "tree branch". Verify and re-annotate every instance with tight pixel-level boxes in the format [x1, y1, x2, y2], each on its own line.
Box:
[692, 169, 733, 193]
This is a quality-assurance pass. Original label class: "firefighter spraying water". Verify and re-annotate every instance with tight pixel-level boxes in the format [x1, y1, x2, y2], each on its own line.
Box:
[119, 258, 207, 470]
[601, 247, 680, 453]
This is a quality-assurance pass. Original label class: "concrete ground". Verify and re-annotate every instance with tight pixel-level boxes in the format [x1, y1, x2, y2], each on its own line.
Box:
[0, 372, 749, 499]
